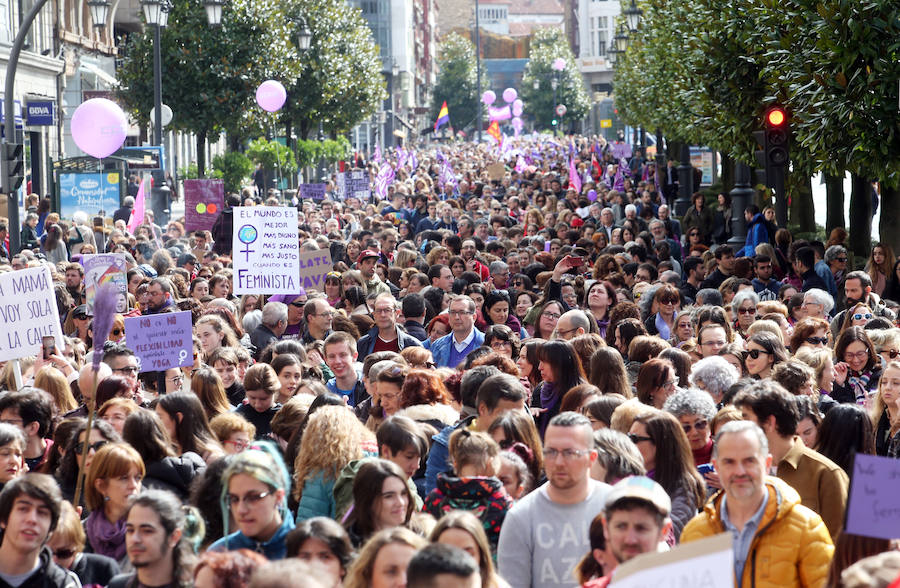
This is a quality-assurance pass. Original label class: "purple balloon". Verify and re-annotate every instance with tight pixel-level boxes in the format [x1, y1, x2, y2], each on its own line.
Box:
[588, 190, 598, 202]
[502, 88, 517, 103]
[256, 80, 287, 112]
[512, 117, 523, 130]
[71, 98, 127, 159]
[482, 90, 496, 106]
[512, 99, 524, 117]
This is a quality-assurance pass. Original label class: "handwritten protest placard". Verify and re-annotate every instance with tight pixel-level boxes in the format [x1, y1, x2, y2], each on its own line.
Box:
[844, 453, 900, 540]
[611, 532, 733, 588]
[81, 253, 128, 314]
[0, 266, 63, 362]
[124, 311, 193, 372]
[232, 207, 300, 295]
[299, 183, 327, 201]
[336, 170, 370, 200]
[610, 142, 633, 160]
[184, 179, 225, 232]
[298, 249, 334, 291]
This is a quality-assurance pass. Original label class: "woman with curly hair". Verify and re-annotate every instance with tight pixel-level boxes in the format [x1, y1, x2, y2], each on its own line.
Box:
[425, 245, 451, 267]
[592, 254, 620, 281]
[788, 317, 831, 353]
[294, 405, 377, 521]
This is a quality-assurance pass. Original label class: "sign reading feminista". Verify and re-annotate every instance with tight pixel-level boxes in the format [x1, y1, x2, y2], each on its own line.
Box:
[231, 207, 301, 295]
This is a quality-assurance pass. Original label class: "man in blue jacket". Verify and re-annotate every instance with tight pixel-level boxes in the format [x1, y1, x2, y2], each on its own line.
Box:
[740, 205, 770, 257]
[428, 296, 484, 368]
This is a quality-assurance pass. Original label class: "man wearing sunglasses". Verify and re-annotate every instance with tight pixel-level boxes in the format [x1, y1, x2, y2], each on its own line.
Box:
[733, 381, 848, 541]
[829, 270, 896, 339]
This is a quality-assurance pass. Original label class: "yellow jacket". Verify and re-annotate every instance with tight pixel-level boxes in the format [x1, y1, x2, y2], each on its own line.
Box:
[681, 476, 833, 588]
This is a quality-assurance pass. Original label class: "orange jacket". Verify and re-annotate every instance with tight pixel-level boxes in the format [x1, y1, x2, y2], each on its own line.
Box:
[681, 477, 833, 588]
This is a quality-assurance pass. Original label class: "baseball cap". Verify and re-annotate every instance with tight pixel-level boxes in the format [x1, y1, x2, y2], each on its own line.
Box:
[604, 476, 671, 517]
[357, 250, 379, 264]
[72, 305, 89, 319]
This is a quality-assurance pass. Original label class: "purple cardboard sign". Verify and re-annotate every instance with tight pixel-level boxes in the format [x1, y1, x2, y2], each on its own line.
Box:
[844, 453, 900, 540]
[299, 183, 327, 201]
[610, 142, 633, 160]
[124, 311, 193, 372]
[184, 179, 225, 232]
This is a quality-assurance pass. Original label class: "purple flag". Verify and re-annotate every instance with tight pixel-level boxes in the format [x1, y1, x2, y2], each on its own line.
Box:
[568, 156, 582, 193]
[375, 162, 395, 199]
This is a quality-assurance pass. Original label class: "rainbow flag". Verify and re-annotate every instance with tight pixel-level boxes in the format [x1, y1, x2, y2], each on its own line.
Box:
[434, 101, 449, 132]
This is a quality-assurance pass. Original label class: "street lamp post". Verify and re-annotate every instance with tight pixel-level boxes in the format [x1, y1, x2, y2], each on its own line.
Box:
[141, 0, 172, 225]
[474, 0, 483, 143]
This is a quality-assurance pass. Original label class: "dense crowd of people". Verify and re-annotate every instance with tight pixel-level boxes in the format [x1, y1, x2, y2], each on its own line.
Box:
[1, 134, 899, 587]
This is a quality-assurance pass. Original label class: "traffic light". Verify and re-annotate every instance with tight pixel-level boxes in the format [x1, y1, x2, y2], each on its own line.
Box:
[2, 142, 24, 193]
[764, 106, 789, 167]
[551, 118, 558, 126]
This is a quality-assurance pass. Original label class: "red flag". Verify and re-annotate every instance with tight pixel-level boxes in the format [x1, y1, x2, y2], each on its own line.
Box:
[486, 120, 502, 143]
[591, 153, 602, 179]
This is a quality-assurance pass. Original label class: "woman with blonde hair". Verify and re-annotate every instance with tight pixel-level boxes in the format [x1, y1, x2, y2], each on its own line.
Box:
[393, 248, 418, 269]
[84, 443, 145, 563]
[294, 405, 377, 521]
[430, 511, 510, 588]
[196, 314, 240, 359]
[343, 527, 427, 588]
[33, 366, 78, 414]
[865, 242, 895, 296]
[190, 366, 232, 419]
[399, 346, 434, 369]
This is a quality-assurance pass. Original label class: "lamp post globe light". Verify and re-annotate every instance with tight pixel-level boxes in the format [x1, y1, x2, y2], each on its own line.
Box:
[87, 0, 111, 29]
[624, 0, 643, 33]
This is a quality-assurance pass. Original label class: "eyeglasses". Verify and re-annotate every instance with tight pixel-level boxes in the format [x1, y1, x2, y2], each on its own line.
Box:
[747, 349, 771, 359]
[541, 311, 561, 320]
[113, 366, 139, 375]
[844, 350, 869, 360]
[374, 307, 395, 314]
[490, 340, 512, 349]
[682, 420, 708, 434]
[74, 440, 108, 454]
[738, 307, 757, 315]
[543, 448, 590, 460]
[627, 433, 654, 444]
[806, 336, 829, 345]
[449, 310, 475, 317]
[852, 313, 873, 321]
[836, 257, 848, 262]
[53, 548, 76, 559]
[226, 491, 271, 508]
[224, 439, 249, 452]
[659, 297, 679, 305]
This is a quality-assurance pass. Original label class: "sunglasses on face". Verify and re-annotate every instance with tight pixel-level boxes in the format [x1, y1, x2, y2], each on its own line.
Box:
[747, 349, 771, 359]
[885, 349, 900, 359]
[53, 548, 76, 559]
[852, 313, 873, 321]
[738, 307, 757, 315]
[682, 420, 708, 434]
[806, 336, 828, 345]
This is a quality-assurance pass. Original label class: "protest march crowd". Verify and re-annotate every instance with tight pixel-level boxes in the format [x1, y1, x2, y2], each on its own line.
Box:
[1, 133, 900, 588]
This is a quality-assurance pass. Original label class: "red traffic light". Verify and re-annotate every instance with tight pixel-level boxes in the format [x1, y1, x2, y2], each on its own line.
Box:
[766, 108, 786, 126]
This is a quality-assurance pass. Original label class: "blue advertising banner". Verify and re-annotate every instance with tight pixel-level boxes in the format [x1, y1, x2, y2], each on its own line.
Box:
[59, 172, 121, 219]
[25, 101, 54, 126]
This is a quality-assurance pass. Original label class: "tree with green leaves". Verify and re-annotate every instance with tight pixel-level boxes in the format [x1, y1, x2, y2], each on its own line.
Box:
[520, 28, 590, 131]
[429, 33, 478, 134]
[116, 0, 302, 176]
[279, 0, 385, 140]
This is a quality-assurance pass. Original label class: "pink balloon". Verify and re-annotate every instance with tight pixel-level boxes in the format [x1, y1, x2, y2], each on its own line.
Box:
[512, 100, 524, 117]
[256, 80, 287, 112]
[482, 90, 496, 106]
[71, 99, 127, 159]
[502, 88, 517, 103]
[512, 117, 523, 130]
[552, 58, 567, 71]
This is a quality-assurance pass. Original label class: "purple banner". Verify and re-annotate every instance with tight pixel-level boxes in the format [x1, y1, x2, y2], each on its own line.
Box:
[184, 179, 225, 232]
[489, 105, 512, 121]
[844, 453, 900, 540]
[124, 311, 193, 372]
[299, 183, 327, 201]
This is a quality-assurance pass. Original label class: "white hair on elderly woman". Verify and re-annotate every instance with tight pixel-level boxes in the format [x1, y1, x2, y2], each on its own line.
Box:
[688, 355, 739, 404]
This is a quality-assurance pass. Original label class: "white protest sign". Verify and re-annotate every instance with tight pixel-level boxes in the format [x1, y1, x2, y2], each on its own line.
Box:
[611, 532, 733, 587]
[232, 207, 301, 294]
[0, 266, 64, 362]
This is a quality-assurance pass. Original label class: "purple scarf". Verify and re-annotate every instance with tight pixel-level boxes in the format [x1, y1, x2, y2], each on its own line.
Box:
[538, 382, 562, 436]
[85, 509, 127, 561]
